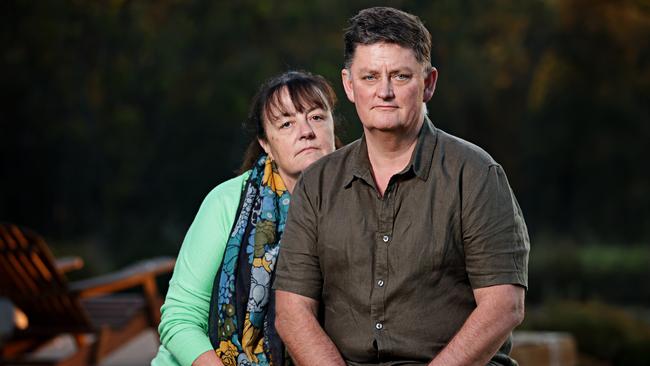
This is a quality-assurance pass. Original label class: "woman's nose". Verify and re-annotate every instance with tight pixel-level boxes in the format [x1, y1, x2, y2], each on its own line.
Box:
[298, 119, 316, 140]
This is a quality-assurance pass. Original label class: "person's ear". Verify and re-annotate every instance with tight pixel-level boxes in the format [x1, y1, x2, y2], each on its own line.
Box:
[341, 68, 355, 103]
[258, 138, 273, 160]
[423, 67, 438, 102]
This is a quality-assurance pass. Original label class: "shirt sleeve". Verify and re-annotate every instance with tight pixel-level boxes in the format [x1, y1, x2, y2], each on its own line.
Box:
[156, 171, 249, 366]
[462, 164, 529, 290]
[273, 176, 323, 300]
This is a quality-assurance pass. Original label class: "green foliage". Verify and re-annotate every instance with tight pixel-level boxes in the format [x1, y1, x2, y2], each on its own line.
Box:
[522, 301, 650, 365]
[528, 239, 650, 305]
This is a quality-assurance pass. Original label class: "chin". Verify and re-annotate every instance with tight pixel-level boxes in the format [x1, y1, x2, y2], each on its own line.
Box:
[362, 116, 400, 129]
[366, 122, 402, 132]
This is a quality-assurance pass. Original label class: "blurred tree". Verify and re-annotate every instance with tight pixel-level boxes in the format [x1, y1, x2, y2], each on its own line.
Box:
[522, 0, 650, 240]
[1, 0, 648, 272]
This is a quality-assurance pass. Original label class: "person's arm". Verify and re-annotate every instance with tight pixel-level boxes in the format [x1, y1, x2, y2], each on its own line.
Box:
[273, 176, 345, 366]
[275, 290, 345, 366]
[437, 162, 528, 365]
[157, 172, 249, 366]
[428, 284, 525, 366]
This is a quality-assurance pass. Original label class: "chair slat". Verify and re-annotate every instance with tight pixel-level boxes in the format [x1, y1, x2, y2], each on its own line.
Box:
[0, 222, 172, 365]
[17, 252, 43, 286]
[0, 226, 41, 295]
[29, 253, 54, 283]
[0, 223, 91, 330]
[9, 225, 30, 248]
[5, 254, 39, 294]
[0, 225, 18, 250]
[0, 256, 26, 293]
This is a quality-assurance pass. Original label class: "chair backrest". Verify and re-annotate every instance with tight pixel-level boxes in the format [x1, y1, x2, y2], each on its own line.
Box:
[0, 223, 91, 334]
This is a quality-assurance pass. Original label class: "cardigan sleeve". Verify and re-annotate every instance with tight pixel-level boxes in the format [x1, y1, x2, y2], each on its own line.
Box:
[154, 171, 249, 366]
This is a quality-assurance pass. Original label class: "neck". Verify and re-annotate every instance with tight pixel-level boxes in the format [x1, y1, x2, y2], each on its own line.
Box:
[281, 174, 296, 194]
[364, 119, 422, 196]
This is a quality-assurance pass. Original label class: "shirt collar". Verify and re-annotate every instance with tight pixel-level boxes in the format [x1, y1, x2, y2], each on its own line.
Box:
[410, 115, 437, 181]
[343, 134, 373, 188]
[344, 115, 438, 188]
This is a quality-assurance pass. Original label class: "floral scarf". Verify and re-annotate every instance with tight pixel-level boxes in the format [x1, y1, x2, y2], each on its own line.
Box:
[208, 154, 291, 366]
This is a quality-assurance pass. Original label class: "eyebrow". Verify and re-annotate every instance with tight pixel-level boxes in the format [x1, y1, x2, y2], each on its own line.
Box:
[279, 106, 323, 116]
[356, 66, 417, 74]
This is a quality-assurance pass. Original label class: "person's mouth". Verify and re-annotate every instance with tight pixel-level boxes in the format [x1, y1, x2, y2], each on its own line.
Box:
[373, 105, 399, 110]
[297, 146, 319, 155]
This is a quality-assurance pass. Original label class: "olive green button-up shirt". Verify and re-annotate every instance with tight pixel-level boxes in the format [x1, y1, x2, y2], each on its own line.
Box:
[274, 118, 529, 365]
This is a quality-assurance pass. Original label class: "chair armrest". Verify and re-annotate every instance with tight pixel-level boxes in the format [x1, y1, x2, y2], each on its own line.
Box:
[55, 256, 84, 273]
[69, 257, 175, 298]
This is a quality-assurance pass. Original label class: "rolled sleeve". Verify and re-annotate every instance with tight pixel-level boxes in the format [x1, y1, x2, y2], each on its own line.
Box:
[462, 164, 529, 290]
[273, 177, 323, 300]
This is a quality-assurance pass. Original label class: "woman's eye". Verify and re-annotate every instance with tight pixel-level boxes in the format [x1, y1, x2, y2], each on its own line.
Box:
[310, 114, 324, 121]
[280, 121, 292, 129]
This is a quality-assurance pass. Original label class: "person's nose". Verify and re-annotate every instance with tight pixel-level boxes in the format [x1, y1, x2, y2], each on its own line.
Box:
[298, 117, 316, 140]
[377, 76, 394, 100]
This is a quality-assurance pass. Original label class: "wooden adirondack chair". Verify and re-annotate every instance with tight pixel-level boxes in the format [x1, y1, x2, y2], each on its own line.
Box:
[0, 223, 175, 366]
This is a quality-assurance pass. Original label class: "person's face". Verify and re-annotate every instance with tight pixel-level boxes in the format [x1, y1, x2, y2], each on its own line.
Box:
[341, 42, 437, 134]
[258, 87, 336, 182]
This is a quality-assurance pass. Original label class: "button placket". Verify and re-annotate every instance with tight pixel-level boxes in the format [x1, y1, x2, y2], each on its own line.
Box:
[373, 182, 397, 344]
[371, 188, 392, 341]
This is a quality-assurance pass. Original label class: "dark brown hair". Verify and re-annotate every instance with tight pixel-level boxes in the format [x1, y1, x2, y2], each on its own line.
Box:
[238, 70, 340, 173]
[343, 7, 432, 69]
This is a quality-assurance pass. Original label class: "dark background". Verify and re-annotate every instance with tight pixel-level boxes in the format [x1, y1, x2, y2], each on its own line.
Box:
[2, 1, 649, 363]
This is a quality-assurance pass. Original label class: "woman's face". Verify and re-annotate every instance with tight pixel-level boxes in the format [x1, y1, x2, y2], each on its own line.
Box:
[258, 87, 335, 186]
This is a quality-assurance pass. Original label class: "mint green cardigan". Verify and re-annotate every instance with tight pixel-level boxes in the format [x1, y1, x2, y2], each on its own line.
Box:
[152, 171, 250, 366]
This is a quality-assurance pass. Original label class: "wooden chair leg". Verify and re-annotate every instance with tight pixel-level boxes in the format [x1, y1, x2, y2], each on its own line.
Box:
[88, 329, 107, 366]
[142, 277, 162, 327]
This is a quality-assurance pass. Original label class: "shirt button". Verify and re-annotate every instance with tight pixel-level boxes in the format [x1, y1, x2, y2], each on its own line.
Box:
[375, 322, 383, 330]
[377, 280, 384, 287]
[382, 235, 390, 243]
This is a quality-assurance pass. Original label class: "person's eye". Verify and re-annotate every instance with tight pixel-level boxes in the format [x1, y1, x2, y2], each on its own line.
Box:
[395, 73, 412, 81]
[279, 121, 293, 129]
[362, 74, 377, 81]
[310, 114, 324, 121]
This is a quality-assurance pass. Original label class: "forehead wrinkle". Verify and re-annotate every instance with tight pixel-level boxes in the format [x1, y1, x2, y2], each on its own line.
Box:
[352, 43, 426, 71]
[355, 65, 416, 76]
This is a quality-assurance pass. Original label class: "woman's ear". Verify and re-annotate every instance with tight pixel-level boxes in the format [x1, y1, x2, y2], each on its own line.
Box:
[258, 138, 273, 160]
